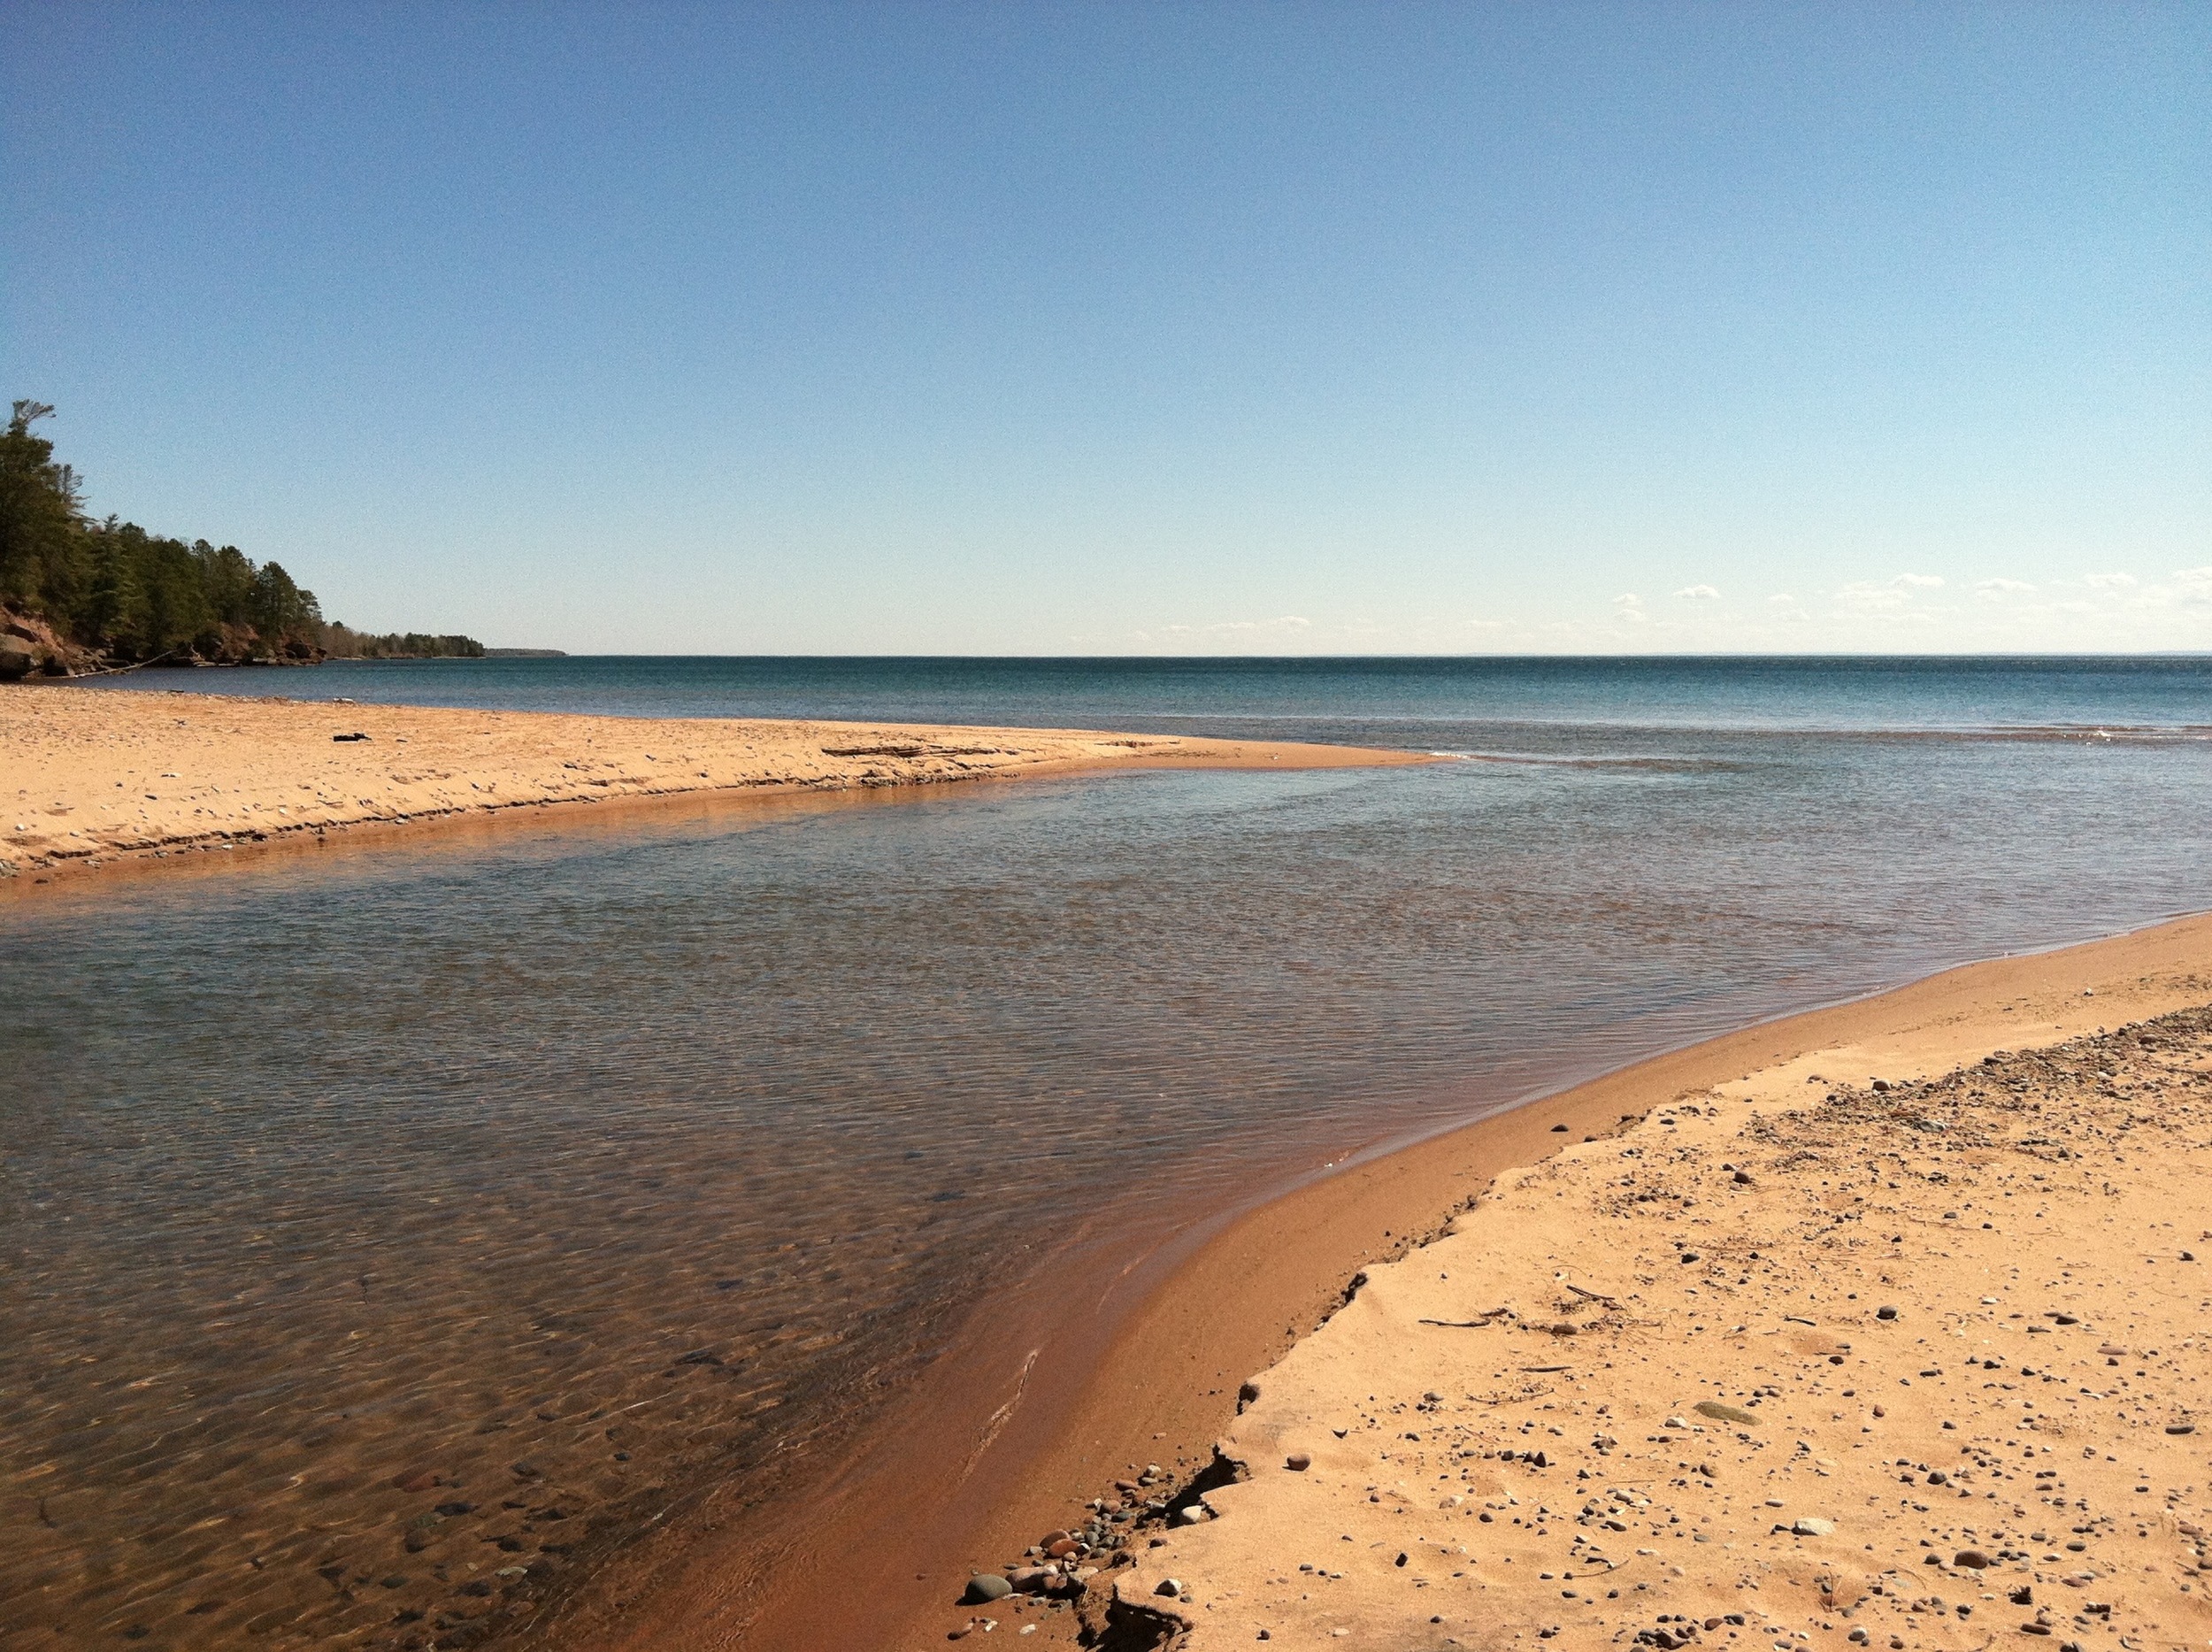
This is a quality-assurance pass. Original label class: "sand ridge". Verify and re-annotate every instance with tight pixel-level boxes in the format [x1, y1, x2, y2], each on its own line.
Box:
[0, 682, 1421, 884]
[1106, 987, 2212, 1651]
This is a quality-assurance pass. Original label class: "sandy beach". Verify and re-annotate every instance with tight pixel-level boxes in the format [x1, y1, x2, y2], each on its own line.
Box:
[0, 683, 1420, 886]
[878, 914, 2212, 1652]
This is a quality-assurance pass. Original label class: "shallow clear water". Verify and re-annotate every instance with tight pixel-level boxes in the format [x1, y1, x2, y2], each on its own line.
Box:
[12, 657, 2212, 1649]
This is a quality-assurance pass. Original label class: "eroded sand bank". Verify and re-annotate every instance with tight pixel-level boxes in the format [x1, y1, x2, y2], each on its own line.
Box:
[1083, 925, 2212, 1652]
[0, 683, 1419, 883]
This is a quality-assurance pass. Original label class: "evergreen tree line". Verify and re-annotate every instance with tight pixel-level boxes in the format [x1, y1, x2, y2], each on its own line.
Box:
[1, 401, 480, 666]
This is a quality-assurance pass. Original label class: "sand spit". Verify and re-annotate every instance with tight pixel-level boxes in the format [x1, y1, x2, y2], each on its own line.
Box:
[1100, 1001, 2212, 1652]
[0, 683, 1418, 884]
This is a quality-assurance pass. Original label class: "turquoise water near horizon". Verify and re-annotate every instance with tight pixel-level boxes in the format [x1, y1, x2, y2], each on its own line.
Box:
[13, 656, 2212, 1649]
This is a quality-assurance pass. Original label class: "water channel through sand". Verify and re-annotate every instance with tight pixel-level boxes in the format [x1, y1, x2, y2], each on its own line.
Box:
[6, 658, 2212, 1650]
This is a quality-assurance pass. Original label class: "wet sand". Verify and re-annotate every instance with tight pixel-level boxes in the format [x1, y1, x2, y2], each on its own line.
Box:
[584, 912, 2212, 1652]
[0, 682, 1419, 887]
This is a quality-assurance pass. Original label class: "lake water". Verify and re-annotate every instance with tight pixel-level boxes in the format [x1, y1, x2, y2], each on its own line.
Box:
[11, 656, 2212, 1650]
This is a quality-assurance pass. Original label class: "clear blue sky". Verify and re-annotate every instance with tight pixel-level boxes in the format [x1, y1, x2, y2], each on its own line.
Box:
[4, 4, 2207, 653]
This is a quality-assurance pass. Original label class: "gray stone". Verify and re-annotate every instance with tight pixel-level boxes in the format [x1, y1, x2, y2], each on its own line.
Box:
[962, 1573, 1012, 1604]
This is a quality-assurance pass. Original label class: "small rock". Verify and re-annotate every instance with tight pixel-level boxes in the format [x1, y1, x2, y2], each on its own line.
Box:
[1955, 1550, 1991, 1569]
[963, 1575, 1012, 1604]
[392, 1471, 441, 1494]
[1732, 1170, 1754, 1186]
[1694, 1401, 1757, 1426]
[1285, 1453, 1311, 1471]
[2164, 1424, 2195, 1436]
[1155, 1578, 1182, 1598]
[1793, 1518, 1836, 1537]
[1876, 1306, 1899, 1321]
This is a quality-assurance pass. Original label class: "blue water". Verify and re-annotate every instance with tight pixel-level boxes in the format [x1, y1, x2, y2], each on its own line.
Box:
[86, 652, 2212, 734]
[14, 656, 2212, 1650]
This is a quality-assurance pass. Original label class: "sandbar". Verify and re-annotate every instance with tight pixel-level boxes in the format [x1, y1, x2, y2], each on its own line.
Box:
[0, 682, 1421, 887]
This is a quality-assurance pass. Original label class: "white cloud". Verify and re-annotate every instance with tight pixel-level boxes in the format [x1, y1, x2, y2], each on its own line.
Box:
[1612, 593, 1646, 624]
[1160, 615, 1312, 637]
[1894, 573, 1945, 588]
[1612, 593, 1643, 606]
[2084, 572, 2138, 590]
[2172, 566, 2212, 604]
[1672, 584, 1719, 600]
[1974, 578, 2036, 596]
[1833, 581, 1908, 612]
[1767, 593, 1796, 605]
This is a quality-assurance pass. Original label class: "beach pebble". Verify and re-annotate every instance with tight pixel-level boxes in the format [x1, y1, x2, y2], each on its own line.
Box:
[963, 1574, 1013, 1604]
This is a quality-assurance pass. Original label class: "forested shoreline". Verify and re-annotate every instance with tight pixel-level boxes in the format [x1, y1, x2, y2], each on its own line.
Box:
[0, 401, 482, 673]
